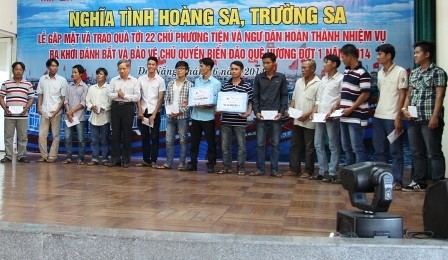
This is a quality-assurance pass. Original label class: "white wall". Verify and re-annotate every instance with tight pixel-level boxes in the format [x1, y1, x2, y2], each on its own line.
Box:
[437, 0, 448, 177]
[0, 0, 16, 151]
[0, 0, 17, 35]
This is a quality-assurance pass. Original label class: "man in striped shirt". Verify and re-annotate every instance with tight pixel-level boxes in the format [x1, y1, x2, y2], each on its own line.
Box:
[0, 62, 34, 163]
[218, 61, 253, 175]
[339, 44, 371, 169]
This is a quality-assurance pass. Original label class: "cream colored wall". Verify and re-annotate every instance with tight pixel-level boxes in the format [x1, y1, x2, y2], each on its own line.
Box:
[0, 0, 17, 35]
[437, 0, 448, 177]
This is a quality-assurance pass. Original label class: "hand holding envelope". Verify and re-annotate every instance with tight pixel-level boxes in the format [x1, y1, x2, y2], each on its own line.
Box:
[287, 107, 303, 119]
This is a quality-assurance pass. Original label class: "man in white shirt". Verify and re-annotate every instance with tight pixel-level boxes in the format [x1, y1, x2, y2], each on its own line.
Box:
[373, 44, 408, 190]
[313, 55, 343, 182]
[107, 59, 140, 168]
[36, 58, 68, 163]
[135, 57, 166, 168]
[86, 68, 112, 166]
[285, 59, 320, 179]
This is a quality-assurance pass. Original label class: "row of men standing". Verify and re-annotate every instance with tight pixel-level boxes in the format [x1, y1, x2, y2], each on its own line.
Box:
[280, 41, 446, 192]
[1, 41, 446, 192]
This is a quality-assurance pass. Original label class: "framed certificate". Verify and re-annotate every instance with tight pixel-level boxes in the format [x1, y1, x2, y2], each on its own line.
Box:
[216, 92, 248, 113]
[188, 86, 216, 106]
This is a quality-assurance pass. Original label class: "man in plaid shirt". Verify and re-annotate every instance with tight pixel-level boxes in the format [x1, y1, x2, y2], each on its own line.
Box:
[162, 61, 193, 170]
[402, 41, 447, 192]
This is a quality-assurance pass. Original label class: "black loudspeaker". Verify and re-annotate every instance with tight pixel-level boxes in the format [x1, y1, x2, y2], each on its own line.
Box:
[423, 180, 448, 238]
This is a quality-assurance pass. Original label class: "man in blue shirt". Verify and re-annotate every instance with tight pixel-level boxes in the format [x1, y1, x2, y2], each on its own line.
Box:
[183, 58, 221, 173]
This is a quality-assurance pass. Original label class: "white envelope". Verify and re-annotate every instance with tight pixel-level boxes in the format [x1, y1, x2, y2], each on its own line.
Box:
[330, 109, 344, 117]
[9, 106, 24, 114]
[387, 130, 403, 144]
[312, 113, 327, 122]
[142, 117, 153, 128]
[261, 110, 278, 120]
[288, 107, 303, 119]
[65, 116, 80, 127]
[408, 106, 418, 118]
[165, 104, 179, 115]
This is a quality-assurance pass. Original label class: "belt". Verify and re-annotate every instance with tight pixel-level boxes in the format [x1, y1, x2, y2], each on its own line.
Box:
[113, 101, 133, 105]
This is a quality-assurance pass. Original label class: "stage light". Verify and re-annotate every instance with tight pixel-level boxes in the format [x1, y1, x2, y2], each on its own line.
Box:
[336, 162, 403, 238]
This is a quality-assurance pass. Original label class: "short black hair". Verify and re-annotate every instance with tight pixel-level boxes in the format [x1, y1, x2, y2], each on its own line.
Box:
[148, 56, 158, 64]
[324, 55, 341, 68]
[340, 44, 359, 58]
[12, 61, 25, 70]
[262, 52, 276, 62]
[199, 57, 214, 69]
[230, 60, 244, 70]
[375, 44, 396, 60]
[413, 40, 435, 60]
[175, 60, 190, 75]
[96, 67, 108, 76]
[72, 64, 85, 75]
[46, 58, 59, 67]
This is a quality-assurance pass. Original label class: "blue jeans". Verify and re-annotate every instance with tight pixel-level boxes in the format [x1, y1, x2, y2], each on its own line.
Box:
[90, 122, 110, 162]
[256, 120, 281, 173]
[221, 124, 247, 170]
[314, 119, 340, 175]
[165, 117, 189, 167]
[372, 117, 403, 184]
[65, 121, 86, 161]
[408, 120, 445, 183]
[340, 122, 367, 165]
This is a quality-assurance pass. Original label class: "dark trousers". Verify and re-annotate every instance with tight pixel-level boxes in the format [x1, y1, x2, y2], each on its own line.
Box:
[289, 125, 315, 174]
[137, 111, 161, 164]
[189, 119, 216, 165]
[110, 102, 135, 164]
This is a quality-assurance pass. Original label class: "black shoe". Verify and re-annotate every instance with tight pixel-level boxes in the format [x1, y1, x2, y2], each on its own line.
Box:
[309, 174, 323, 180]
[207, 164, 215, 173]
[17, 157, 30, 163]
[322, 173, 336, 182]
[331, 176, 342, 184]
[0, 157, 12, 163]
[108, 162, 121, 167]
[182, 163, 197, 171]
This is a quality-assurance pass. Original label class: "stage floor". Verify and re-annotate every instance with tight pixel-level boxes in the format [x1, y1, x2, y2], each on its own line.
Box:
[0, 153, 425, 237]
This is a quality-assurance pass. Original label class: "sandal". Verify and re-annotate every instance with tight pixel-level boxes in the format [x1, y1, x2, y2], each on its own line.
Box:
[271, 172, 283, 178]
[393, 182, 403, 190]
[217, 169, 232, 174]
[249, 171, 264, 176]
[62, 159, 72, 164]
[157, 163, 172, 169]
[0, 157, 12, 163]
[87, 161, 99, 166]
[135, 162, 151, 167]
[17, 157, 30, 163]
